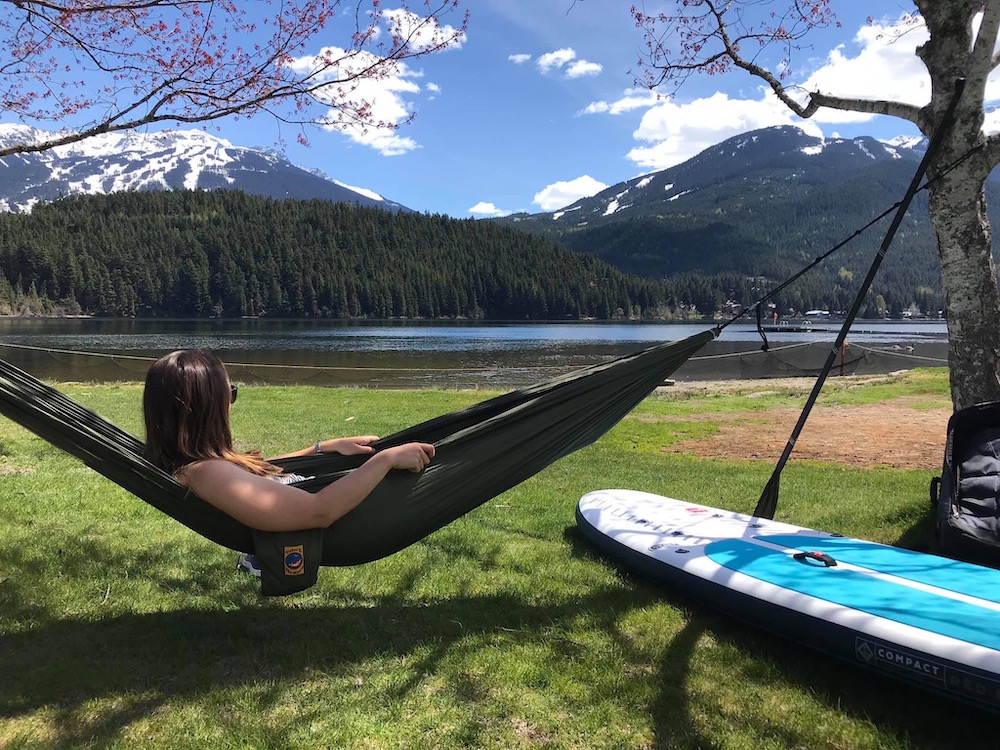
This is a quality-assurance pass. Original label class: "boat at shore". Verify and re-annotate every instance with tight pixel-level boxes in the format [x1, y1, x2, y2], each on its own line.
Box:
[761, 322, 830, 333]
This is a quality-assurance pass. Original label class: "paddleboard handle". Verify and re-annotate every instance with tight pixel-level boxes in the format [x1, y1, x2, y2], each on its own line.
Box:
[793, 550, 838, 568]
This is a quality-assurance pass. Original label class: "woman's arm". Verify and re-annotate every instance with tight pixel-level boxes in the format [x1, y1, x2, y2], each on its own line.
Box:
[269, 435, 379, 461]
[179, 442, 434, 532]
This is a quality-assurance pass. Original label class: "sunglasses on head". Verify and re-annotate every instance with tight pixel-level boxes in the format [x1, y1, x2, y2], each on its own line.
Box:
[230, 383, 239, 404]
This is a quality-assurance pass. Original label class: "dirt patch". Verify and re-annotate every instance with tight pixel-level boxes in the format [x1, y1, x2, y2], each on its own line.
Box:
[656, 378, 951, 470]
[0, 458, 33, 476]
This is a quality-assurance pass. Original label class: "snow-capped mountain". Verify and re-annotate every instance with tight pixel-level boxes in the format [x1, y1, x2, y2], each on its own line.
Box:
[493, 124, 948, 281]
[506, 126, 926, 229]
[0, 125, 409, 213]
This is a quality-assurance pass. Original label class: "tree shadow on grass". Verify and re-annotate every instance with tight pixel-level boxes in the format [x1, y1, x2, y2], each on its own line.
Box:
[1, 525, 997, 749]
[894, 501, 936, 553]
[0, 587, 663, 746]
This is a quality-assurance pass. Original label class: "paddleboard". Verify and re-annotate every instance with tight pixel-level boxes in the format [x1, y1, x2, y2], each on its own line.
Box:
[576, 488, 1000, 711]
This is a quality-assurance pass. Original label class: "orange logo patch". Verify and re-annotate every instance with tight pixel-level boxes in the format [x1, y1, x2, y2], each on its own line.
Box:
[283, 545, 305, 576]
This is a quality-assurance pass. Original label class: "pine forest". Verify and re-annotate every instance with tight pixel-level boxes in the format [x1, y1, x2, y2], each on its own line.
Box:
[0, 190, 949, 319]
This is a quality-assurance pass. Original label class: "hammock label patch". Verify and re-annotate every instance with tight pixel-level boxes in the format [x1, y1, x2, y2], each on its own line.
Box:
[283, 545, 305, 576]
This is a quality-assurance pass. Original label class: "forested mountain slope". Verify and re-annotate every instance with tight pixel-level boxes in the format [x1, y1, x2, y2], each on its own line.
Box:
[0, 191, 672, 319]
[2, 179, 971, 320]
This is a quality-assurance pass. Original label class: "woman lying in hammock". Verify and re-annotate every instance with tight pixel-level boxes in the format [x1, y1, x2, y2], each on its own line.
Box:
[142, 350, 434, 577]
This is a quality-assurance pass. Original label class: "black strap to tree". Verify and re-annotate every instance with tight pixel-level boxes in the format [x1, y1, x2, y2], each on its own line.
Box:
[755, 303, 770, 352]
[753, 78, 966, 520]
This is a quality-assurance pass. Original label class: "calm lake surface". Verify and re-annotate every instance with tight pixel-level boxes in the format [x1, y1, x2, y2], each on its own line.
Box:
[0, 318, 950, 388]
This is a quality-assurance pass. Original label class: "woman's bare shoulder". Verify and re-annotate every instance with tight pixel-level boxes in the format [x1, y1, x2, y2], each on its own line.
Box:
[176, 458, 249, 485]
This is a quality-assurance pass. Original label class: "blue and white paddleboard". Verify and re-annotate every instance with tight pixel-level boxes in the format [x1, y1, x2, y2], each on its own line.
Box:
[576, 488, 1000, 711]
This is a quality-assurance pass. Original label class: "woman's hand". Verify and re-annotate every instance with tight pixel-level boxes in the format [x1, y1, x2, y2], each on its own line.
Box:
[320, 436, 379, 455]
[379, 442, 435, 472]
[269, 435, 382, 462]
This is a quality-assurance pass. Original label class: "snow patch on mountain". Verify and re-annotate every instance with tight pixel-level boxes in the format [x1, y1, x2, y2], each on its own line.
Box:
[602, 188, 633, 216]
[333, 179, 385, 202]
[552, 205, 581, 220]
[882, 134, 925, 150]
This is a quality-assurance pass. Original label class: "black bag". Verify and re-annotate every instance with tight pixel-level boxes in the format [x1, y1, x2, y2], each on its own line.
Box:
[931, 401, 1000, 567]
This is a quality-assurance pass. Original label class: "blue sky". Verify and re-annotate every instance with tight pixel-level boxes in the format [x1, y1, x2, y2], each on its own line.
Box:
[10, 2, 992, 218]
[262, 0, 944, 217]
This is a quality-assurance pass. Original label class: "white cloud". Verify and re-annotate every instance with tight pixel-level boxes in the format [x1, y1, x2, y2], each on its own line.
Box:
[986, 108, 1000, 135]
[382, 8, 467, 53]
[287, 47, 426, 156]
[566, 60, 602, 78]
[796, 15, 931, 118]
[534, 47, 602, 79]
[581, 88, 662, 115]
[355, 131, 421, 157]
[469, 201, 512, 217]
[537, 48, 577, 73]
[533, 175, 608, 211]
[508, 53, 531, 64]
[283, 9, 463, 157]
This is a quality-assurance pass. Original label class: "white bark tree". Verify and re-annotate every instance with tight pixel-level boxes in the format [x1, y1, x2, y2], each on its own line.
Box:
[0, 0, 467, 157]
[634, 0, 1000, 410]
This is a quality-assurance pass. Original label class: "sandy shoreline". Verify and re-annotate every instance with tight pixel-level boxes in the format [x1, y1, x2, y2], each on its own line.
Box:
[658, 371, 908, 397]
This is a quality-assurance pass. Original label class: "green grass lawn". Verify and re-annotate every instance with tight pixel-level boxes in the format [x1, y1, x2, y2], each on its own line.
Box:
[1, 368, 994, 749]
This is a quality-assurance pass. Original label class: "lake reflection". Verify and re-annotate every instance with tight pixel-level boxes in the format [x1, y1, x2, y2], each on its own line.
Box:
[0, 318, 950, 388]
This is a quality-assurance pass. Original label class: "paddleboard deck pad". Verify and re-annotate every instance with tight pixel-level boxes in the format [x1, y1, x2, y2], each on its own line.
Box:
[576, 489, 1000, 711]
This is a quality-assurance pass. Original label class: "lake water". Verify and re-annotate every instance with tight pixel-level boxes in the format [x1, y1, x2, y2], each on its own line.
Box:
[0, 318, 950, 388]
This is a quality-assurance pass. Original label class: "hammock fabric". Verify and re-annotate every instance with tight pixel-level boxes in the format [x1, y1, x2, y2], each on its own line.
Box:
[0, 330, 713, 573]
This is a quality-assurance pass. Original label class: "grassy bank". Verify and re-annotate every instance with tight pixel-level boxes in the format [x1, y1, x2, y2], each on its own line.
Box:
[1, 367, 991, 749]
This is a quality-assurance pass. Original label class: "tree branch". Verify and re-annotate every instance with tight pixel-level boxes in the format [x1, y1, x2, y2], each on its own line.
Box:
[633, 1, 920, 129]
[804, 91, 924, 126]
[980, 130, 1000, 167]
[973, 0, 1000, 65]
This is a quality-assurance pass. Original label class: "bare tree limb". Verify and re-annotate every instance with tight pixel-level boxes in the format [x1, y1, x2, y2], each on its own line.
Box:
[804, 91, 924, 126]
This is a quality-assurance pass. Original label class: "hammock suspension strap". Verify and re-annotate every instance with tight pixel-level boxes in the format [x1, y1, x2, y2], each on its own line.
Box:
[752, 78, 966, 520]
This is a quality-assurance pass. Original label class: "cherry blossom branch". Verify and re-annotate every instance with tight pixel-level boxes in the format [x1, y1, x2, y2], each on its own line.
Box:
[630, 0, 923, 127]
[0, 0, 467, 156]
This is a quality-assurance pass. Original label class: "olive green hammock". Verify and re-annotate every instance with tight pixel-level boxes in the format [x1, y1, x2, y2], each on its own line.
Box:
[0, 330, 713, 592]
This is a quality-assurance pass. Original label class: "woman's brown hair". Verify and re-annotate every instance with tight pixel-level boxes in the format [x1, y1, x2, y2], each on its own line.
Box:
[143, 350, 280, 477]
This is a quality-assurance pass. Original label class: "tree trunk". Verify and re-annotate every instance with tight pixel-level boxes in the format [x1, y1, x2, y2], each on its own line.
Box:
[917, 0, 1000, 410]
[927, 170, 1000, 409]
